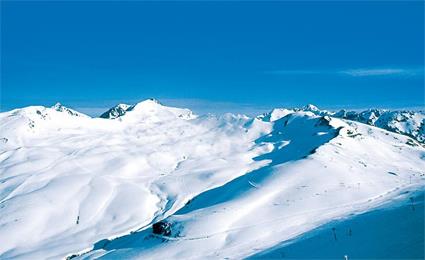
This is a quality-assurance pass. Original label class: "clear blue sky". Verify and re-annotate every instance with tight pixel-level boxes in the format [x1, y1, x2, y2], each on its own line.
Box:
[1, 1, 424, 115]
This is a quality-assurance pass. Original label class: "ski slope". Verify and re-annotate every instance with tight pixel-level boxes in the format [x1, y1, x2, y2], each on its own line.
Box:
[250, 192, 424, 259]
[0, 100, 424, 259]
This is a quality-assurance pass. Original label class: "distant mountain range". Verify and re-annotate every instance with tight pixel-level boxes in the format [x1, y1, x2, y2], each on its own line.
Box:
[260, 104, 425, 143]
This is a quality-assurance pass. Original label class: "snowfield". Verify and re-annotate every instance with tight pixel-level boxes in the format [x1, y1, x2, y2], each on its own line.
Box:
[0, 99, 424, 259]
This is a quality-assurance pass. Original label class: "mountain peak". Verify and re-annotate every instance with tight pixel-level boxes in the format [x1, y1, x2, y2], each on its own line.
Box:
[100, 99, 164, 119]
[51, 103, 86, 117]
[52, 102, 63, 110]
[128, 99, 195, 120]
[100, 103, 131, 119]
[99, 99, 195, 121]
[302, 104, 319, 111]
[131, 98, 162, 109]
[147, 98, 161, 104]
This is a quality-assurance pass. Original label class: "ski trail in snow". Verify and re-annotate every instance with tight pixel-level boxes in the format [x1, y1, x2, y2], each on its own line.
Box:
[248, 181, 260, 189]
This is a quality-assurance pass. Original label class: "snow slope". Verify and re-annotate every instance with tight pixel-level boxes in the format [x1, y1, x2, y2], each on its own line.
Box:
[0, 100, 424, 259]
[250, 191, 424, 259]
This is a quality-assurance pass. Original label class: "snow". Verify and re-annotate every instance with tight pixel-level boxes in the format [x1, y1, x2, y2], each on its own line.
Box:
[258, 108, 294, 122]
[0, 100, 424, 259]
[250, 192, 424, 259]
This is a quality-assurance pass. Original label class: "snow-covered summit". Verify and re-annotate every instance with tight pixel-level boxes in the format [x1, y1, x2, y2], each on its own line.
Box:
[128, 98, 165, 112]
[99, 99, 165, 119]
[52, 102, 88, 118]
[298, 104, 330, 116]
[100, 99, 196, 121]
[302, 103, 319, 112]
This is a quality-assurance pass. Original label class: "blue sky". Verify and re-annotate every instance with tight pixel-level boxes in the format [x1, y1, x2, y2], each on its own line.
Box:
[1, 1, 424, 115]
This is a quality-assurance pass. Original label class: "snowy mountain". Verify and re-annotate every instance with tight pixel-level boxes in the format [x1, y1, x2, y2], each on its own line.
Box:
[99, 103, 131, 119]
[260, 105, 425, 143]
[99, 99, 196, 121]
[52, 102, 89, 118]
[335, 109, 425, 143]
[0, 100, 424, 259]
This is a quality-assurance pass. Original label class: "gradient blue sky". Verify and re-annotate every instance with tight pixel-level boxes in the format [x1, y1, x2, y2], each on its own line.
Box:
[1, 1, 424, 115]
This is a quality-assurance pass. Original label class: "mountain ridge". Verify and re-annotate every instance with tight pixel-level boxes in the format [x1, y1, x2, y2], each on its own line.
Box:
[259, 104, 425, 143]
[2, 100, 424, 144]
